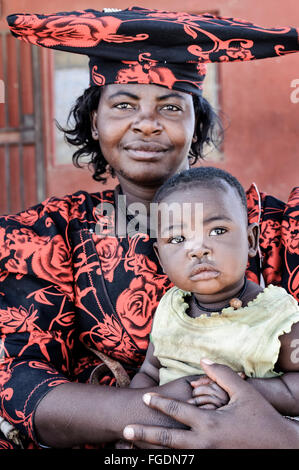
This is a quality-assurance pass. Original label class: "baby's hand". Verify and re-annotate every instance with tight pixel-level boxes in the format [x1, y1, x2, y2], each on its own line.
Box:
[188, 372, 246, 409]
[187, 375, 229, 409]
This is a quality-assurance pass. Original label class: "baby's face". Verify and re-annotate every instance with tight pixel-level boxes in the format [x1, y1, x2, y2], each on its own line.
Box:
[154, 182, 257, 303]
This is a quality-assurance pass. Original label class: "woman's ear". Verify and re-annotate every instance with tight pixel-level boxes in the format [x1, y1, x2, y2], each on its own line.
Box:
[153, 242, 164, 272]
[247, 222, 259, 258]
[91, 111, 99, 140]
[192, 112, 198, 143]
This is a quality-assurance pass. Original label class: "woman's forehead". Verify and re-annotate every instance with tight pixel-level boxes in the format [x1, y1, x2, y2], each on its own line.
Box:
[101, 83, 193, 100]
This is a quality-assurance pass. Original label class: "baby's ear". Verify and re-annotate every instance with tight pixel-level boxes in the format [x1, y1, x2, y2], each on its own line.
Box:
[153, 242, 164, 272]
[247, 222, 259, 258]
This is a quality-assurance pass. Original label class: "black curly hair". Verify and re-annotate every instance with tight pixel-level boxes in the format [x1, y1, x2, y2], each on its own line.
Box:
[58, 85, 224, 183]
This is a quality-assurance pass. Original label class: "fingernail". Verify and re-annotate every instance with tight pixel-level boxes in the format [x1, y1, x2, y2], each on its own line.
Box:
[143, 393, 152, 406]
[123, 426, 134, 440]
[201, 358, 214, 365]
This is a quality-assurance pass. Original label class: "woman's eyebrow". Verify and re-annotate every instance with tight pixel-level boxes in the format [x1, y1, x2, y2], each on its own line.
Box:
[107, 91, 186, 101]
[108, 91, 139, 100]
[157, 93, 186, 101]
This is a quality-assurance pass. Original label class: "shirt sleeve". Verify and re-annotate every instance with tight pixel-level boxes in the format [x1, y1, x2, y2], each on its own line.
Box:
[0, 197, 75, 443]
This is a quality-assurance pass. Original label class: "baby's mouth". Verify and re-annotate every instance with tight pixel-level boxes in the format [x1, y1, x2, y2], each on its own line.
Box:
[189, 263, 220, 281]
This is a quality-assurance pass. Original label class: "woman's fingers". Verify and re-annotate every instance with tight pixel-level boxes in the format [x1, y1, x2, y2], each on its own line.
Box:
[132, 440, 168, 449]
[123, 424, 192, 449]
[142, 393, 199, 426]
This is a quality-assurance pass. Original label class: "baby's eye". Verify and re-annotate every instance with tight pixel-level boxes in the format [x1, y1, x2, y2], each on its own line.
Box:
[210, 228, 227, 236]
[168, 235, 185, 244]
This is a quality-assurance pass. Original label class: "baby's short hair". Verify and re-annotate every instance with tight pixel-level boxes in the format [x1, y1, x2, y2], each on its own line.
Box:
[153, 166, 248, 216]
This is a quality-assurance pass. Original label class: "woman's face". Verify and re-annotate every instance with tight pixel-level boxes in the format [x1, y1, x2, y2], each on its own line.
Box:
[91, 84, 196, 187]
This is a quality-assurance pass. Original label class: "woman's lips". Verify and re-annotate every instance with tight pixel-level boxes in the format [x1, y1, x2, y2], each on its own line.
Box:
[189, 263, 220, 281]
[123, 142, 168, 160]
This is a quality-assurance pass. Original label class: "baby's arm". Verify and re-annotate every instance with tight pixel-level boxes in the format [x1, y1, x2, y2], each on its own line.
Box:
[246, 321, 299, 416]
[130, 342, 161, 388]
[190, 322, 299, 414]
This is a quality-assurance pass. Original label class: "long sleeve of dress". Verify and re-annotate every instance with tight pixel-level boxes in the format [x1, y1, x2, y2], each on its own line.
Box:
[0, 197, 76, 443]
[246, 184, 299, 302]
[281, 187, 299, 301]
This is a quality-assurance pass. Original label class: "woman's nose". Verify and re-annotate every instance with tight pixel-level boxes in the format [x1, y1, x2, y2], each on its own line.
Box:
[132, 110, 163, 136]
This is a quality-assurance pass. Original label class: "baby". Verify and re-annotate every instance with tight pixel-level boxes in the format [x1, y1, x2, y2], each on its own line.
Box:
[130, 166, 299, 415]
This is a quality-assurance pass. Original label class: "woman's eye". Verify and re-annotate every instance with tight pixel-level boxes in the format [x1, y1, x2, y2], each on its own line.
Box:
[169, 235, 185, 244]
[162, 104, 181, 112]
[210, 228, 227, 236]
[114, 102, 134, 109]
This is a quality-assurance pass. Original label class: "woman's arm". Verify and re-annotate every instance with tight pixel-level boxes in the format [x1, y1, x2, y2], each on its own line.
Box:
[0, 270, 75, 443]
[34, 373, 197, 448]
[35, 342, 166, 448]
[130, 342, 161, 388]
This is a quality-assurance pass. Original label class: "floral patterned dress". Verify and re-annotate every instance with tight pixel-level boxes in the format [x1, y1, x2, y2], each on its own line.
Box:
[0, 183, 298, 448]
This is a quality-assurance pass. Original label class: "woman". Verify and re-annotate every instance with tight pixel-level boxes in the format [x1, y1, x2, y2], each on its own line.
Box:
[0, 7, 298, 449]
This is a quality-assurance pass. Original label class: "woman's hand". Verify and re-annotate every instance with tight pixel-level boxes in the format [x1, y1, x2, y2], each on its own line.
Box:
[122, 359, 299, 449]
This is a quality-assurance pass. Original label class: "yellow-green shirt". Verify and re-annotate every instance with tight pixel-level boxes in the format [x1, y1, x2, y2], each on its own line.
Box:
[150, 285, 299, 385]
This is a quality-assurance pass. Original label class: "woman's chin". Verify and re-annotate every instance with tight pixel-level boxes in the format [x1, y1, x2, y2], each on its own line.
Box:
[118, 168, 175, 187]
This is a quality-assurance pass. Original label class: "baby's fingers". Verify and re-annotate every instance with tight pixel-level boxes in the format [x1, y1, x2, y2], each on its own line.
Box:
[208, 382, 229, 403]
[187, 394, 224, 407]
[190, 376, 212, 388]
[198, 404, 218, 410]
[187, 399, 217, 410]
[238, 372, 246, 380]
[192, 384, 228, 405]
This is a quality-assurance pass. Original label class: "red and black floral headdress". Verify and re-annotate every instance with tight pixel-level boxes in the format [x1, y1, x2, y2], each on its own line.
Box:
[7, 6, 299, 95]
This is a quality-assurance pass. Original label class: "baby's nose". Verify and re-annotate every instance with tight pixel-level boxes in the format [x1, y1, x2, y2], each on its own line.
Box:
[187, 243, 211, 259]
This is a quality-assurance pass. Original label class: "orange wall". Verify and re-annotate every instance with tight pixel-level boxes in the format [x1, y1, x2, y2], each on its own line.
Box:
[1, 0, 299, 202]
